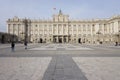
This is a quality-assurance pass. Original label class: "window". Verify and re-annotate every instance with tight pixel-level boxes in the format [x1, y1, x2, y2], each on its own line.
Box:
[13, 24, 16, 32]
[73, 25, 76, 27]
[64, 24, 66, 26]
[35, 25, 37, 27]
[99, 24, 102, 31]
[83, 25, 86, 31]
[112, 22, 114, 32]
[92, 24, 95, 31]
[87, 25, 90, 31]
[78, 25, 81, 31]
[104, 24, 107, 32]
[53, 24, 57, 27]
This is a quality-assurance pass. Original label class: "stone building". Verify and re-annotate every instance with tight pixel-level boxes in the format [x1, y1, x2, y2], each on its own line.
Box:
[7, 10, 120, 44]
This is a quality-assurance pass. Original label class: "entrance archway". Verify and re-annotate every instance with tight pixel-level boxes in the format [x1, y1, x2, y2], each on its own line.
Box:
[1, 35, 5, 43]
[40, 38, 43, 43]
[78, 38, 81, 43]
[59, 38, 62, 43]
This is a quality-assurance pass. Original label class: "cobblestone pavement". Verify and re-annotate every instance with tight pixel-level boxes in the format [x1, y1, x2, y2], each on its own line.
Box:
[0, 43, 120, 80]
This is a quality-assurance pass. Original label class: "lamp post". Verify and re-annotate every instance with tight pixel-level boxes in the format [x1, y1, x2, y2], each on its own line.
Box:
[23, 18, 31, 49]
[23, 19, 28, 49]
[12, 25, 15, 42]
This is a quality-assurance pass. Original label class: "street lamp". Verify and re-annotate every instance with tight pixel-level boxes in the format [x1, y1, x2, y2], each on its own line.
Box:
[12, 24, 15, 42]
[23, 19, 28, 49]
[23, 18, 31, 49]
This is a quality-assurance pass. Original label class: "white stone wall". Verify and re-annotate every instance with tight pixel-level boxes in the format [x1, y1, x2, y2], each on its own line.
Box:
[7, 14, 120, 44]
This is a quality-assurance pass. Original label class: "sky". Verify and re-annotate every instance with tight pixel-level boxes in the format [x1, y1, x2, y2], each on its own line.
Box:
[0, 0, 120, 32]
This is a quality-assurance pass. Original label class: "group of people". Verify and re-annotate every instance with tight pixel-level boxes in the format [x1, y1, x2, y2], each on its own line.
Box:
[11, 42, 27, 52]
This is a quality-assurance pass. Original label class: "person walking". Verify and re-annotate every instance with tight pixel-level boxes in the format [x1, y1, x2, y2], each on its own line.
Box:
[24, 42, 27, 49]
[11, 41, 15, 52]
[115, 42, 118, 46]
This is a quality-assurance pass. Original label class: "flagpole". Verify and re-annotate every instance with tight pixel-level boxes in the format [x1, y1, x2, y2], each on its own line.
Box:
[53, 8, 57, 14]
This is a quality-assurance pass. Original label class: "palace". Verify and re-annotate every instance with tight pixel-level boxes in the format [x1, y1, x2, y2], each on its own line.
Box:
[7, 10, 120, 44]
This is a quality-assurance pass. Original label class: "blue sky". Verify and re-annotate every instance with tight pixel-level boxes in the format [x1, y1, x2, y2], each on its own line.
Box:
[0, 0, 120, 32]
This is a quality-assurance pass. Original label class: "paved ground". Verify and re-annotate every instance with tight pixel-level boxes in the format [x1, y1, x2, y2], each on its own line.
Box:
[73, 57, 120, 80]
[0, 43, 120, 80]
[0, 57, 51, 80]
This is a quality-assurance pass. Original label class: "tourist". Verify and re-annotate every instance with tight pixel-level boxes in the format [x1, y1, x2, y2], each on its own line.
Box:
[115, 42, 118, 46]
[24, 42, 27, 49]
[11, 41, 15, 52]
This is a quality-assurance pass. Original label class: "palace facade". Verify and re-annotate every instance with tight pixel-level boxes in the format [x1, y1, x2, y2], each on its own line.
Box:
[7, 10, 120, 44]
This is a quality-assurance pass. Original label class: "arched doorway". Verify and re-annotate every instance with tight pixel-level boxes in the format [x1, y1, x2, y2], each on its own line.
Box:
[78, 38, 81, 43]
[59, 38, 62, 43]
[40, 38, 43, 43]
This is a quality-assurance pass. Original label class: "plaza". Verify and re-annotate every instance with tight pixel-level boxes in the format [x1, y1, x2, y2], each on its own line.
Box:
[1, 0, 120, 79]
[0, 43, 120, 80]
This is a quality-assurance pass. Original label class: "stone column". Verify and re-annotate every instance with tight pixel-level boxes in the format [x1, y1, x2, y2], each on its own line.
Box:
[62, 36, 64, 43]
[66, 36, 68, 43]
[57, 24, 58, 35]
[56, 36, 58, 43]
[62, 24, 63, 35]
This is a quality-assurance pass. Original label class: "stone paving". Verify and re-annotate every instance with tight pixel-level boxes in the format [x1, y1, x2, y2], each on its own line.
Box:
[42, 55, 87, 80]
[0, 57, 51, 80]
[0, 43, 120, 80]
[29, 44, 93, 51]
[73, 57, 120, 80]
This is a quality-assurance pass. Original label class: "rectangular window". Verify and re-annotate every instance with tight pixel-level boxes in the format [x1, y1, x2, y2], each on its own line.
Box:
[104, 24, 107, 32]
[88, 25, 90, 31]
[92, 24, 95, 31]
[99, 24, 102, 31]
[78, 25, 81, 31]
[35, 25, 37, 27]
[83, 25, 86, 31]
[112, 22, 114, 33]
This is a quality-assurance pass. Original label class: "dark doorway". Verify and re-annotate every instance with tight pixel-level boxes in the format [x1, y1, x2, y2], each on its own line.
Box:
[59, 38, 62, 43]
[1, 35, 5, 43]
[78, 38, 81, 43]
[40, 38, 43, 43]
